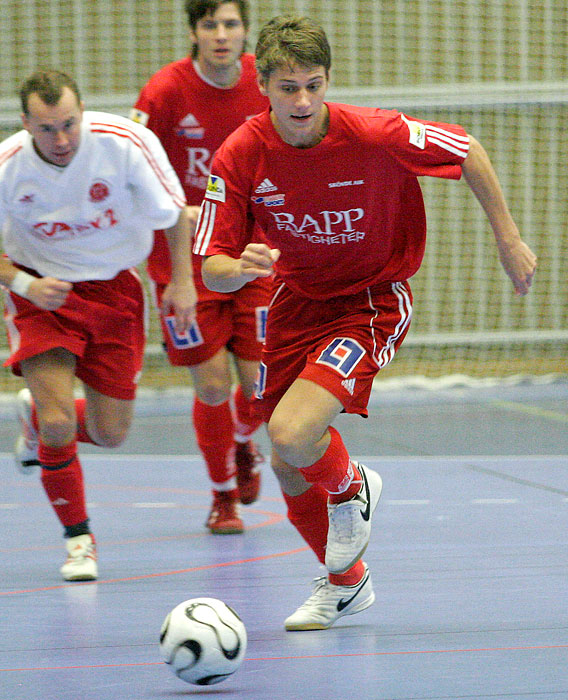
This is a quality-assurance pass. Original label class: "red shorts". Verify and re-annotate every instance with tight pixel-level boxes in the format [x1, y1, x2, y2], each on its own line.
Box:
[3, 268, 146, 400]
[151, 278, 271, 367]
[253, 281, 413, 421]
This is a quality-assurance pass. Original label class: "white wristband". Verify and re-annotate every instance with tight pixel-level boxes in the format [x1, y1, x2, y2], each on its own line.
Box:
[10, 270, 35, 298]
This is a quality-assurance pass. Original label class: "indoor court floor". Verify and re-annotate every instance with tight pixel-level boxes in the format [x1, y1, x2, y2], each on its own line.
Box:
[1, 381, 567, 700]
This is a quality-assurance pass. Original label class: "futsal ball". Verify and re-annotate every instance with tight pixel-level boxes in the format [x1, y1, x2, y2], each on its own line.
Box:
[159, 597, 247, 685]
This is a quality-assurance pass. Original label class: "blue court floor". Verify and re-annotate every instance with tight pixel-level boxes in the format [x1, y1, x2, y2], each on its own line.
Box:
[1, 382, 567, 699]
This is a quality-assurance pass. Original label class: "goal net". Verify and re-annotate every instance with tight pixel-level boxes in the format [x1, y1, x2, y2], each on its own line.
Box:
[0, 0, 566, 393]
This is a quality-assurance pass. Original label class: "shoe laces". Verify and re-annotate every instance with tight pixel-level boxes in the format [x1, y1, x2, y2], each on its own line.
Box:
[328, 494, 365, 542]
[297, 576, 331, 608]
[67, 539, 95, 560]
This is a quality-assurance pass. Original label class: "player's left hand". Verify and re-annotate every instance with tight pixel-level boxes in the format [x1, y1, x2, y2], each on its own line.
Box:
[497, 238, 537, 296]
[161, 279, 197, 333]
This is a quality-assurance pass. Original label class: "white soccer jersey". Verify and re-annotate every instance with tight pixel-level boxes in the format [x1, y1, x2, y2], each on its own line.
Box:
[0, 111, 186, 281]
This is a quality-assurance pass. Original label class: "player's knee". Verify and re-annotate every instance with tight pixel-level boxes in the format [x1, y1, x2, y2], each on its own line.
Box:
[195, 380, 231, 406]
[90, 417, 131, 448]
[267, 414, 312, 464]
[38, 408, 76, 446]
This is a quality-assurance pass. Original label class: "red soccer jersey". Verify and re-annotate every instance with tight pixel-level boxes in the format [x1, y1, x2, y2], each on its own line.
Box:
[132, 54, 268, 290]
[194, 103, 469, 300]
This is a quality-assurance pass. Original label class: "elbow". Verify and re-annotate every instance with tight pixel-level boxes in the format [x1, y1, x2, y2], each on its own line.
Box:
[463, 134, 484, 169]
[200, 257, 219, 292]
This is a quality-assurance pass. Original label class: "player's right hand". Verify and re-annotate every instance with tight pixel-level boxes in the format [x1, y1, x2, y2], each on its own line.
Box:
[239, 244, 280, 280]
[27, 277, 73, 310]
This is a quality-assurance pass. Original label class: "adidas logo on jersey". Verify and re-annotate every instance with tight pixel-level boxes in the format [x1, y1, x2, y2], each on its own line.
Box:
[255, 178, 277, 193]
[341, 378, 356, 395]
[177, 113, 204, 139]
[179, 113, 199, 127]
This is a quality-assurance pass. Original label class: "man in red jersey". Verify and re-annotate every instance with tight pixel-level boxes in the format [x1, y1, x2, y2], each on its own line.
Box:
[195, 15, 537, 630]
[131, 1, 271, 534]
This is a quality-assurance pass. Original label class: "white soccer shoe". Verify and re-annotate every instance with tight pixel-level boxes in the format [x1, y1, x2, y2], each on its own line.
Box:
[284, 564, 375, 631]
[325, 463, 383, 574]
[14, 388, 40, 474]
[60, 534, 98, 581]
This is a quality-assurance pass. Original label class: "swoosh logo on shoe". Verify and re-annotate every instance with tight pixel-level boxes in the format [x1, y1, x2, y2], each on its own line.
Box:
[359, 466, 371, 521]
[336, 570, 370, 612]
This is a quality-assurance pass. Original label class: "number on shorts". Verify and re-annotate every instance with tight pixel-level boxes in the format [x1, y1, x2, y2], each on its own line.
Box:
[316, 337, 365, 377]
[165, 316, 204, 349]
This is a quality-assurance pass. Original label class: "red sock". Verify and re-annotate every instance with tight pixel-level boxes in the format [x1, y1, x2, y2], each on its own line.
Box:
[283, 485, 329, 564]
[74, 398, 97, 444]
[39, 440, 88, 527]
[329, 560, 366, 586]
[192, 397, 236, 487]
[233, 385, 263, 441]
[299, 426, 360, 499]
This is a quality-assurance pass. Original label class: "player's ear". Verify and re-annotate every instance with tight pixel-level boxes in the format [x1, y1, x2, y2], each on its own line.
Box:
[256, 73, 268, 96]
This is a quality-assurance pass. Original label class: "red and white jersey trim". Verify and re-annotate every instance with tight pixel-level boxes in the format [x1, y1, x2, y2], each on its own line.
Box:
[194, 200, 217, 256]
[0, 143, 22, 168]
[371, 282, 413, 368]
[90, 121, 185, 209]
[424, 124, 469, 158]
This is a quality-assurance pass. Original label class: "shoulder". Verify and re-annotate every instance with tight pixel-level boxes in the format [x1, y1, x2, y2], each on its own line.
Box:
[143, 56, 193, 90]
[85, 111, 163, 150]
[0, 130, 27, 158]
[221, 110, 269, 152]
[329, 102, 400, 131]
[0, 131, 27, 172]
[240, 53, 257, 74]
[134, 57, 194, 110]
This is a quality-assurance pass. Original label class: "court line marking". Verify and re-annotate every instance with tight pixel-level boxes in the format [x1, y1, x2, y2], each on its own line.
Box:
[2, 643, 567, 672]
[0, 546, 310, 596]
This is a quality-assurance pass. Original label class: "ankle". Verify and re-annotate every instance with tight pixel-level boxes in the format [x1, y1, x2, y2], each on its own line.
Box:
[328, 462, 362, 504]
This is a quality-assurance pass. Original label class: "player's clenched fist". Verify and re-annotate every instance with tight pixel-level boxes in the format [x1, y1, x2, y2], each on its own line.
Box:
[27, 277, 73, 310]
[239, 243, 280, 279]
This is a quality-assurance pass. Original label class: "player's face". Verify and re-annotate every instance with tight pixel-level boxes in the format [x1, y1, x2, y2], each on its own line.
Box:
[191, 2, 247, 78]
[22, 87, 84, 167]
[259, 64, 329, 148]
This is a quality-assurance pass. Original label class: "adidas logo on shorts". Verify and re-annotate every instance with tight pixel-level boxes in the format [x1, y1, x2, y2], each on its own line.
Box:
[341, 378, 356, 395]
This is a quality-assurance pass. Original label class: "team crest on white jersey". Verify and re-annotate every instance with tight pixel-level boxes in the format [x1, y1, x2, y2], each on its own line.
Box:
[205, 174, 226, 202]
[177, 113, 205, 139]
[255, 178, 277, 193]
[89, 180, 110, 202]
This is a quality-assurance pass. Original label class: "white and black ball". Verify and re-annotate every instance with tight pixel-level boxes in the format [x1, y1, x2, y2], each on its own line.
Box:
[159, 597, 247, 685]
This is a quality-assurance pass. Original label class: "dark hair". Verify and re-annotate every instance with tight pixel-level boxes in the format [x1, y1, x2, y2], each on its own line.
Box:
[20, 70, 81, 115]
[255, 15, 331, 82]
[184, 0, 249, 58]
